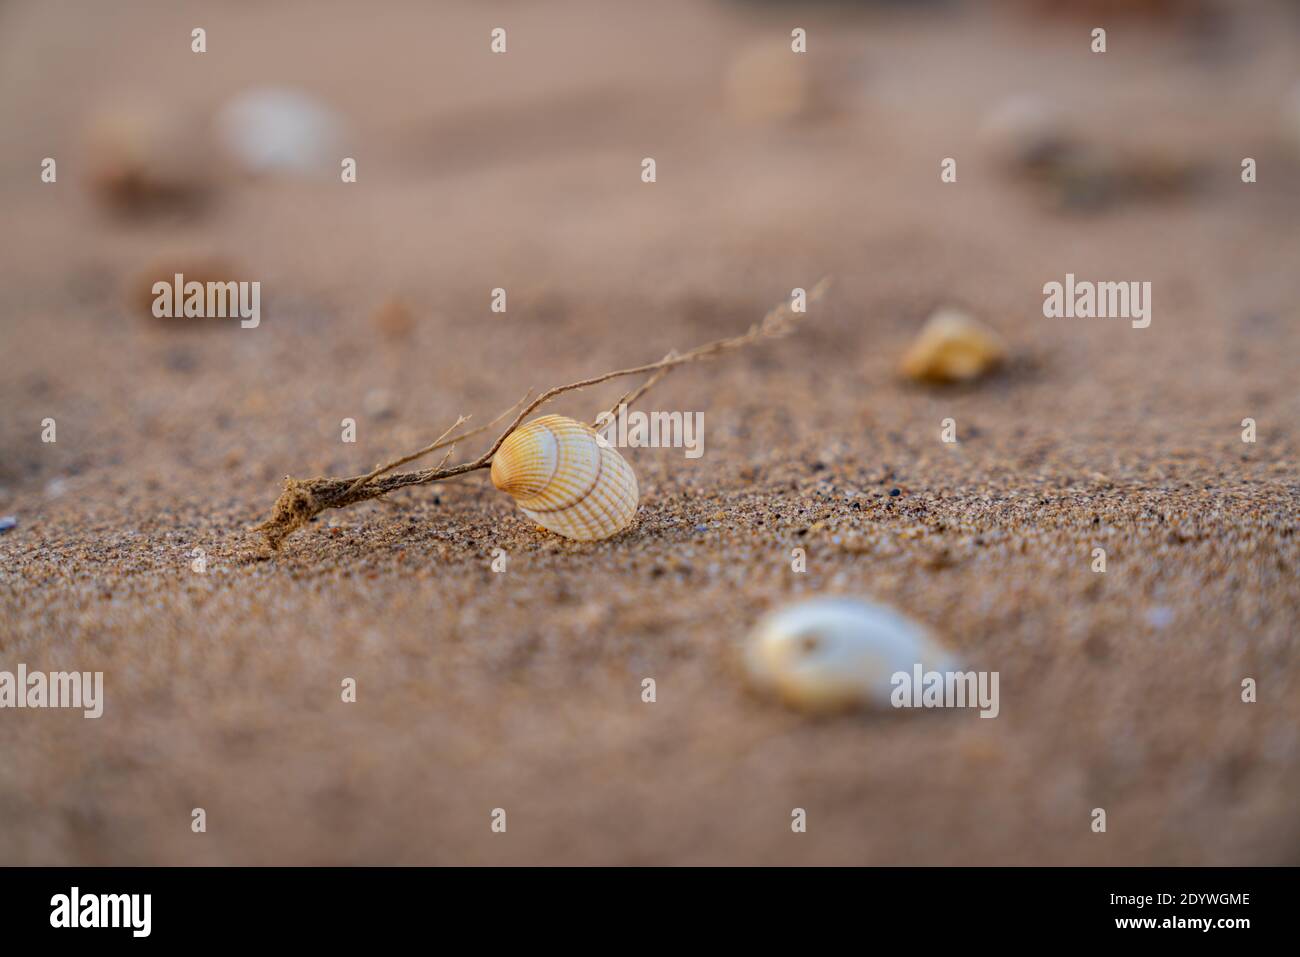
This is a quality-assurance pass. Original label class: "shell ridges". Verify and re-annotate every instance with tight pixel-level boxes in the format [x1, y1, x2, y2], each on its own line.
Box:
[490, 415, 638, 541]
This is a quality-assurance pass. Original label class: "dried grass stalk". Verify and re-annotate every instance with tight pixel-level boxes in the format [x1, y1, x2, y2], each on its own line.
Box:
[254, 278, 830, 549]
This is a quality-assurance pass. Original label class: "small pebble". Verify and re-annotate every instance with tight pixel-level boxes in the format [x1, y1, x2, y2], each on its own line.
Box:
[1146, 606, 1175, 630]
[363, 388, 397, 419]
[745, 597, 959, 712]
[0, 516, 16, 534]
[370, 298, 416, 340]
[128, 253, 241, 318]
[979, 93, 1069, 172]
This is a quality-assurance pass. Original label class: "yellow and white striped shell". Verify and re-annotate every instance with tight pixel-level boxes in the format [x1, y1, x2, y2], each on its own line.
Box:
[490, 415, 638, 541]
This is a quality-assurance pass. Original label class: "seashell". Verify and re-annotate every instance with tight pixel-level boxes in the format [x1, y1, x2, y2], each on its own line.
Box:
[724, 39, 811, 124]
[83, 101, 217, 213]
[899, 308, 1006, 384]
[745, 597, 959, 712]
[215, 88, 344, 176]
[490, 415, 638, 542]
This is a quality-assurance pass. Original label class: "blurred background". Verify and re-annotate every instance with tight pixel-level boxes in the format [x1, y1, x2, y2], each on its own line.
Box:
[0, 0, 1297, 865]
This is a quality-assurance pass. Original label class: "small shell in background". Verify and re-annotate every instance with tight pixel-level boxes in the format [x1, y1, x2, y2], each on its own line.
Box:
[490, 415, 638, 542]
[83, 102, 216, 213]
[215, 88, 344, 176]
[724, 38, 812, 124]
[745, 597, 959, 712]
[899, 308, 1006, 384]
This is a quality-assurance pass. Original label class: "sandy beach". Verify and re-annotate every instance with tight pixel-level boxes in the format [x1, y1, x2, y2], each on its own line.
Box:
[1, 0, 1297, 865]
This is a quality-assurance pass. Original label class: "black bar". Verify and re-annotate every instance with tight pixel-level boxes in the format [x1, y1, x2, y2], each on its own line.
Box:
[0, 867, 1280, 943]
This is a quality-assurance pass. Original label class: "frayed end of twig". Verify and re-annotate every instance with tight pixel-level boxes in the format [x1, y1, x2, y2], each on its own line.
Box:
[252, 470, 427, 549]
[253, 476, 327, 550]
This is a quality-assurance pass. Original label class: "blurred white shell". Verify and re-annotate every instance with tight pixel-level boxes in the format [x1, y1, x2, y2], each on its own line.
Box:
[216, 88, 343, 175]
[746, 597, 959, 711]
[490, 415, 638, 542]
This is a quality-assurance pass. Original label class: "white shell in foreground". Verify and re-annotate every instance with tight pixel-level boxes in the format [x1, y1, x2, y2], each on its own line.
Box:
[490, 415, 638, 542]
[746, 597, 959, 712]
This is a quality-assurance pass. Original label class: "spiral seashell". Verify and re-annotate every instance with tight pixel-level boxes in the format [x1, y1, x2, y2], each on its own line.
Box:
[490, 415, 638, 541]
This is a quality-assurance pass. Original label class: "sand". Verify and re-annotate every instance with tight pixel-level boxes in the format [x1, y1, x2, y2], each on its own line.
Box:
[1, 0, 1297, 865]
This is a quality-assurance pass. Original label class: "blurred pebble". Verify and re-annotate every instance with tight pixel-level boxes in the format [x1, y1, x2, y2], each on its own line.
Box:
[363, 388, 397, 419]
[1146, 606, 1175, 629]
[981, 93, 1202, 210]
[0, 516, 16, 534]
[370, 298, 416, 340]
[746, 597, 959, 712]
[164, 347, 199, 373]
[1117, 147, 1203, 199]
[899, 308, 1006, 384]
[979, 93, 1069, 172]
[216, 88, 344, 176]
[127, 253, 241, 318]
[1051, 147, 1202, 211]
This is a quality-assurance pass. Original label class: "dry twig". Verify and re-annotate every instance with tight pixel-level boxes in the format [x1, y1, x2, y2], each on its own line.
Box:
[253, 278, 830, 548]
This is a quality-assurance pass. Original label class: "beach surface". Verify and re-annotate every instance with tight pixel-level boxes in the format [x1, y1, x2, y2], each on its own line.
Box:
[1, 0, 1297, 864]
